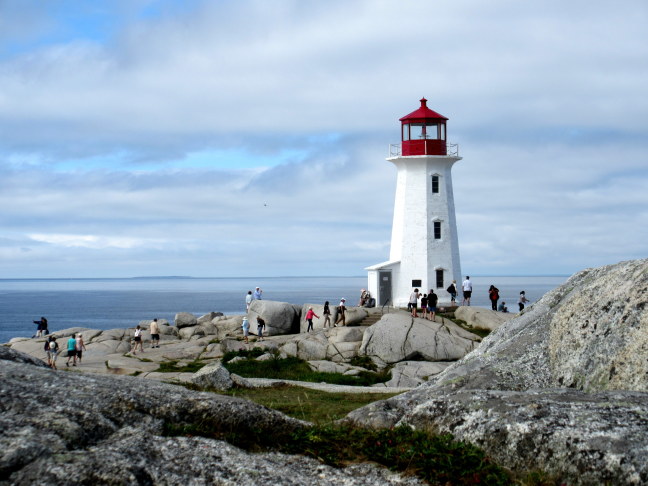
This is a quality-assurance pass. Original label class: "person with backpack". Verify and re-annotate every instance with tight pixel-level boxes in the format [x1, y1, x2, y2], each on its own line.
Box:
[47, 337, 59, 369]
[488, 285, 500, 311]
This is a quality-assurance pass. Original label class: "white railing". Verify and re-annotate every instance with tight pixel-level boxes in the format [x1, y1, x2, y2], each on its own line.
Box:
[388, 142, 459, 157]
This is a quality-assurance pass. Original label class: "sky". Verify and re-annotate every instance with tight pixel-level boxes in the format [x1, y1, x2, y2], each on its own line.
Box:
[1, 0, 647, 278]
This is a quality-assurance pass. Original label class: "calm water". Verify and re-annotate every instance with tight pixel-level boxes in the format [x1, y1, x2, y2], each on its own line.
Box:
[0, 275, 567, 343]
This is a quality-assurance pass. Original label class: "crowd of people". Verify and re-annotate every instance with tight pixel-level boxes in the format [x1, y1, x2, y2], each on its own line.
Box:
[406, 276, 531, 316]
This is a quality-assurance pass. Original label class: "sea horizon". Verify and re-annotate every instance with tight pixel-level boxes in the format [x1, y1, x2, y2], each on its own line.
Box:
[0, 275, 567, 343]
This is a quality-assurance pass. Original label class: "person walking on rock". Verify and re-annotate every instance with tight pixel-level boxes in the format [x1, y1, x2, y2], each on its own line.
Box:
[488, 285, 500, 311]
[518, 291, 530, 312]
[334, 298, 347, 326]
[305, 307, 319, 332]
[150, 318, 160, 348]
[48, 337, 59, 370]
[428, 290, 438, 322]
[131, 325, 144, 355]
[256, 316, 266, 341]
[75, 333, 87, 365]
[65, 334, 77, 367]
[242, 318, 250, 343]
[446, 280, 457, 304]
[462, 276, 473, 306]
[322, 301, 332, 328]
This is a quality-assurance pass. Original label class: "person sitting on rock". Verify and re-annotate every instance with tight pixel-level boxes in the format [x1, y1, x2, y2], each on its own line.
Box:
[498, 301, 508, 313]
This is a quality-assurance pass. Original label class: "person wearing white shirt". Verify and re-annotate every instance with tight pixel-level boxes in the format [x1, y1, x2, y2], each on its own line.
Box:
[462, 276, 473, 306]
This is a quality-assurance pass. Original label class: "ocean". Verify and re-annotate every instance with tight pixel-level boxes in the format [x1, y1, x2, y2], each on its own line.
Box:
[0, 275, 567, 343]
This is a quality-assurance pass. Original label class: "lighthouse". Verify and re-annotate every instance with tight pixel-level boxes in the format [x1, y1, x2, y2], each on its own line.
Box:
[366, 98, 462, 307]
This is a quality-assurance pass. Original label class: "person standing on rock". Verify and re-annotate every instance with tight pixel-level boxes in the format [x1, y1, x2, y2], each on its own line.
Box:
[428, 290, 438, 322]
[256, 316, 266, 341]
[518, 291, 530, 312]
[242, 318, 250, 343]
[131, 325, 144, 355]
[409, 289, 420, 317]
[462, 276, 472, 306]
[253, 287, 263, 300]
[322, 301, 332, 328]
[488, 285, 500, 311]
[334, 298, 347, 326]
[446, 280, 457, 304]
[305, 307, 319, 332]
[150, 319, 160, 348]
[245, 291, 253, 311]
[65, 334, 77, 367]
[420, 294, 428, 319]
[75, 334, 87, 365]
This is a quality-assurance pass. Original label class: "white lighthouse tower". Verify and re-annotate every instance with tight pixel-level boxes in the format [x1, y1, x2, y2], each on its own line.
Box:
[367, 98, 462, 307]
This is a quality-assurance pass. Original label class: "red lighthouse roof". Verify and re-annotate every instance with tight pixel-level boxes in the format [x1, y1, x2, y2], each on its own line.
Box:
[399, 98, 448, 122]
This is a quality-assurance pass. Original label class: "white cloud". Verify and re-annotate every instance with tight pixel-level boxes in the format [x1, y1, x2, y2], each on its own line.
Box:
[0, 0, 646, 277]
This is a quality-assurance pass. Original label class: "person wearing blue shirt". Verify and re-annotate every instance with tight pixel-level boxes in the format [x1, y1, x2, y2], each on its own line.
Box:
[253, 287, 262, 300]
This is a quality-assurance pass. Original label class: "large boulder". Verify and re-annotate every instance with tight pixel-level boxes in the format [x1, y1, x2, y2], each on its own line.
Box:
[453, 306, 512, 331]
[359, 313, 480, 364]
[248, 300, 300, 335]
[191, 362, 233, 390]
[346, 259, 648, 484]
[174, 312, 198, 329]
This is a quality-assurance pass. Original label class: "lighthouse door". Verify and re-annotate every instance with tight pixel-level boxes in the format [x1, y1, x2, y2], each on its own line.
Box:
[378, 271, 392, 306]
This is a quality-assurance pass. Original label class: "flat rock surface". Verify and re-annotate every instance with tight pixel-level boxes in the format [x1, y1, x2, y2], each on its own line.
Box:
[0, 354, 421, 486]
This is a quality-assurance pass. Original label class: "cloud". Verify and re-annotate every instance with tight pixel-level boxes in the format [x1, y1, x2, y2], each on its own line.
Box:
[0, 0, 646, 277]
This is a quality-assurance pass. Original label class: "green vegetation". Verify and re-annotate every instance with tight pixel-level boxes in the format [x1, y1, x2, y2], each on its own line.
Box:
[223, 384, 397, 424]
[439, 313, 491, 338]
[156, 359, 206, 373]
[348, 355, 377, 371]
[164, 421, 512, 485]
[222, 350, 391, 387]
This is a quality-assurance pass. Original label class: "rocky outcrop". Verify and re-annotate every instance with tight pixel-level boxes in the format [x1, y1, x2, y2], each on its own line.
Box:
[359, 313, 480, 365]
[248, 300, 300, 335]
[0, 351, 422, 486]
[346, 259, 648, 484]
[454, 306, 512, 331]
[378, 361, 451, 388]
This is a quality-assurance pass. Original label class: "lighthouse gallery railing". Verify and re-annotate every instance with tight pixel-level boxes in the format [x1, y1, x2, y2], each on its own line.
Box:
[389, 143, 459, 157]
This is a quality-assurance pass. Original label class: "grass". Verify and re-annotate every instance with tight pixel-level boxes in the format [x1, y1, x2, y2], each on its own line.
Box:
[223, 384, 398, 424]
[164, 420, 512, 485]
[439, 313, 491, 338]
[223, 352, 391, 386]
[156, 360, 207, 373]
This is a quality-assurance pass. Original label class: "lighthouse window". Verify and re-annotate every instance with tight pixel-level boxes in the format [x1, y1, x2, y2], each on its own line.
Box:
[440, 124, 446, 140]
[436, 270, 444, 288]
[431, 175, 439, 193]
[425, 123, 439, 140]
[402, 124, 410, 141]
[434, 221, 441, 239]
[411, 123, 424, 140]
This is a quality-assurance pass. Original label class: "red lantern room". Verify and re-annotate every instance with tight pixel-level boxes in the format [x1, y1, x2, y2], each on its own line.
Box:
[399, 98, 448, 156]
